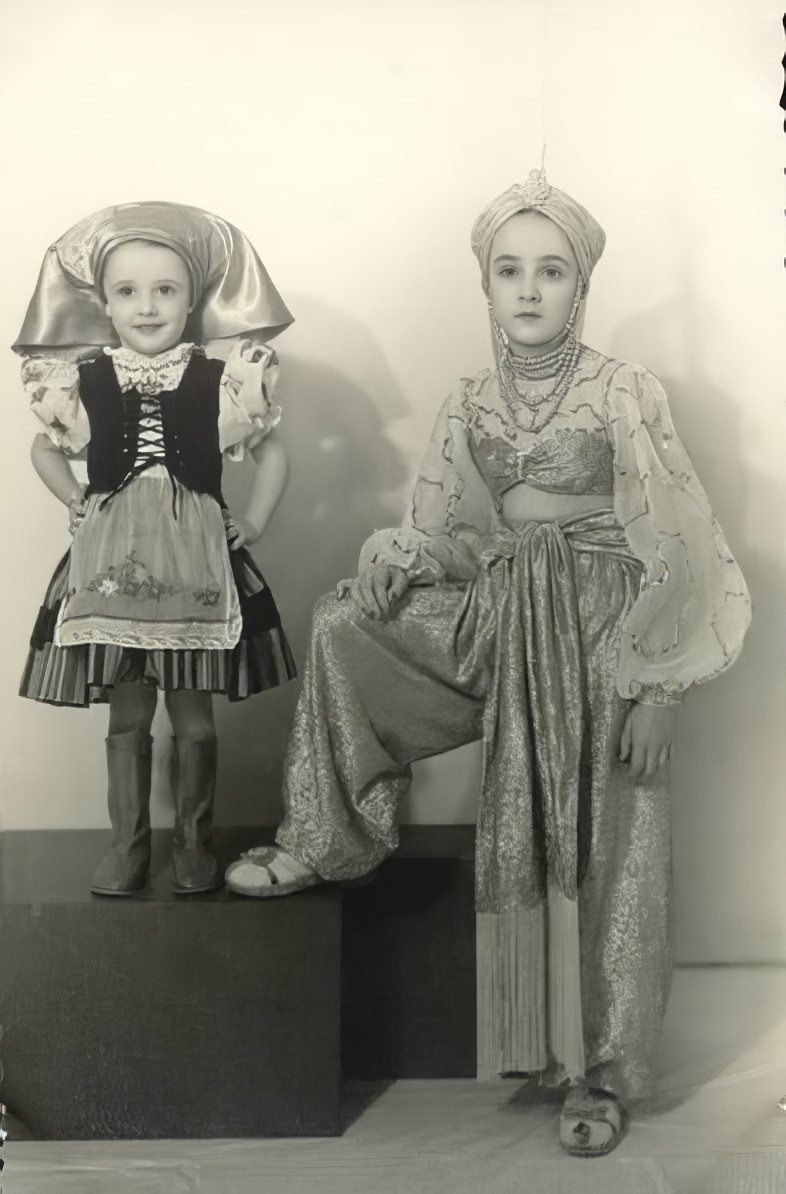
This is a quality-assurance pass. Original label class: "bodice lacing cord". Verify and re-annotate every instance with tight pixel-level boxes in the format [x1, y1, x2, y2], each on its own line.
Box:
[97, 396, 180, 518]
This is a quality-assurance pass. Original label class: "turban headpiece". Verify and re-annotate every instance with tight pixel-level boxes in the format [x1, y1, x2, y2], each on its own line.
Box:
[471, 170, 606, 294]
[13, 201, 293, 355]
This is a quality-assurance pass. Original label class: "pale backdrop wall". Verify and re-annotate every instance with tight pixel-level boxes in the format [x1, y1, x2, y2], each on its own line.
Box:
[0, 0, 783, 964]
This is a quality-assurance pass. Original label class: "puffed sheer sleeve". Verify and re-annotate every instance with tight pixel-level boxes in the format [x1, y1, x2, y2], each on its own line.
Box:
[607, 363, 751, 705]
[218, 339, 282, 461]
[358, 383, 504, 584]
[22, 355, 90, 456]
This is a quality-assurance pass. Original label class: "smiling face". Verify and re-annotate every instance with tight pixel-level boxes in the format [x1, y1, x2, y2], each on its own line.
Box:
[102, 240, 193, 356]
[487, 211, 580, 357]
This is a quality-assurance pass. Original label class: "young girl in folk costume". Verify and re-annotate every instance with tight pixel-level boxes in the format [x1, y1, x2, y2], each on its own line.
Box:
[225, 172, 751, 1154]
[16, 201, 296, 897]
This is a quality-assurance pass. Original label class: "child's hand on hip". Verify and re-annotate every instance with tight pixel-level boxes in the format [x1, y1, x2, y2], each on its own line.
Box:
[68, 492, 87, 535]
[226, 514, 259, 552]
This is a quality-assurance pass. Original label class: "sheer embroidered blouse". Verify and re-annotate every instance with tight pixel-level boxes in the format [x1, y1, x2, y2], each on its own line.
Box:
[21, 339, 282, 461]
[360, 346, 751, 705]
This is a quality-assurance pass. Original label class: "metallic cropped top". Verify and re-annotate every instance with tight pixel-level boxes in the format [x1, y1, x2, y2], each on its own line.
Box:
[471, 426, 615, 501]
[462, 347, 620, 505]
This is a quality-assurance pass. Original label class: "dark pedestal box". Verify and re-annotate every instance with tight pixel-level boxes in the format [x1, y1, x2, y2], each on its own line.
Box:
[341, 826, 477, 1079]
[0, 829, 342, 1140]
[1, 825, 478, 1139]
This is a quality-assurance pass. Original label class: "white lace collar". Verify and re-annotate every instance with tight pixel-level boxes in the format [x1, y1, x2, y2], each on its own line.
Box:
[104, 342, 198, 396]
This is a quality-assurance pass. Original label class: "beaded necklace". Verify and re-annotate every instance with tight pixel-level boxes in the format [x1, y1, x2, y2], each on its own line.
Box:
[492, 279, 582, 429]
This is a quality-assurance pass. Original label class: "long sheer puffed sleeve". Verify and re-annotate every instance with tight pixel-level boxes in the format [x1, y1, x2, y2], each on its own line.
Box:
[607, 363, 751, 705]
[218, 339, 282, 461]
[358, 383, 504, 585]
[22, 355, 90, 455]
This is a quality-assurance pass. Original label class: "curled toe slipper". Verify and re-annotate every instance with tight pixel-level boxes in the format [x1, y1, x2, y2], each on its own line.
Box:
[558, 1086, 630, 1158]
[224, 847, 324, 898]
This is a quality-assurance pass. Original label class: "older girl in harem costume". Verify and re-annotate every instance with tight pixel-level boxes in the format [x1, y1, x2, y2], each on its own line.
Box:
[17, 202, 296, 897]
[227, 173, 750, 1155]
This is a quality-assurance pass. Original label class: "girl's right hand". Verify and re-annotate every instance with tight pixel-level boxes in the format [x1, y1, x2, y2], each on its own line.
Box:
[342, 564, 410, 621]
[619, 702, 678, 779]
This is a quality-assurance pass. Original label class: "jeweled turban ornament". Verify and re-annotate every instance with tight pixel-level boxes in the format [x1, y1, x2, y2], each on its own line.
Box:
[514, 168, 553, 205]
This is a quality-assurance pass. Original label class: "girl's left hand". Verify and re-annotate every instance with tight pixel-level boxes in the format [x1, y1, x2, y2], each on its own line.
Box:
[68, 491, 88, 535]
[226, 515, 259, 552]
[619, 702, 678, 780]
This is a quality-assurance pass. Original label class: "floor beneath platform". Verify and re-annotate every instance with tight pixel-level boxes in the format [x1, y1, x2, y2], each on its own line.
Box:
[6, 966, 786, 1194]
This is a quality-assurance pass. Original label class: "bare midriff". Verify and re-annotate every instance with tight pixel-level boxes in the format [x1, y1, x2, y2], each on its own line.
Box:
[501, 481, 614, 523]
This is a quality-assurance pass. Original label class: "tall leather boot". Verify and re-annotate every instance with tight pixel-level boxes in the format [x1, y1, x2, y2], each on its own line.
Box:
[171, 735, 222, 894]
[91, 730, 153, 896]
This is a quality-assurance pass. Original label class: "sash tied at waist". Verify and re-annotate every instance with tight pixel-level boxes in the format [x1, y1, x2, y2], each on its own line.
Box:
[463, 509, 640, 915]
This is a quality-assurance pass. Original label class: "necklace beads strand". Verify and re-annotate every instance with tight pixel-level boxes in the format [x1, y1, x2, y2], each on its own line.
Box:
[492, 277, 583, 424]
[508, 342, 566, 380]
[497, 334, 581, 428]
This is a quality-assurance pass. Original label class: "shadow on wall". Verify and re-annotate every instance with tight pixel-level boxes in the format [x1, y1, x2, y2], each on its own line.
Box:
[152, 296, 412, 828]
[607, 293, 785, 962]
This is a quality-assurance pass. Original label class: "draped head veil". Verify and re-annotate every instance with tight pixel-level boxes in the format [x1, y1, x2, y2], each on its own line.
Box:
[13, 201, 294, 356]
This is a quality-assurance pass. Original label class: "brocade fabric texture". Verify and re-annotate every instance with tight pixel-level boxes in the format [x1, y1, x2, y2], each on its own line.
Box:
[276, 347, 750, 1100]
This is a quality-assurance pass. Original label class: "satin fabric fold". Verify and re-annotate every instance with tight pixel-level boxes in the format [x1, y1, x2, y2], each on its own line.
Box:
[13, 201, 294, 355]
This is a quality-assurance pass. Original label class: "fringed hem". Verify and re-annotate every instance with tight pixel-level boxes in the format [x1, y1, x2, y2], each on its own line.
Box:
[476, 906, 548, 1080]
[476, 890, 585, 1082]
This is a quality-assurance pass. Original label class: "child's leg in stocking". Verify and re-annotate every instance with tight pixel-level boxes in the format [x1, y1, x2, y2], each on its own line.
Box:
[91, 682, 157, 896]
[165, 690, 221, 893]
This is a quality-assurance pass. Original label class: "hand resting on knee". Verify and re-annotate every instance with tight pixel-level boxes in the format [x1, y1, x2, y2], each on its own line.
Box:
[338, 563, 410, 621]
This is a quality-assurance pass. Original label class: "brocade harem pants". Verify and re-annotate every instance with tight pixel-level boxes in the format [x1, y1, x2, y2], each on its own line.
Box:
[277, 512, 672, 1101]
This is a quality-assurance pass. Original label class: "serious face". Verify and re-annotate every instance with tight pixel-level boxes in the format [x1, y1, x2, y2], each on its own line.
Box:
[102, 241, 192, 356]
[487, 211, 580, 357]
